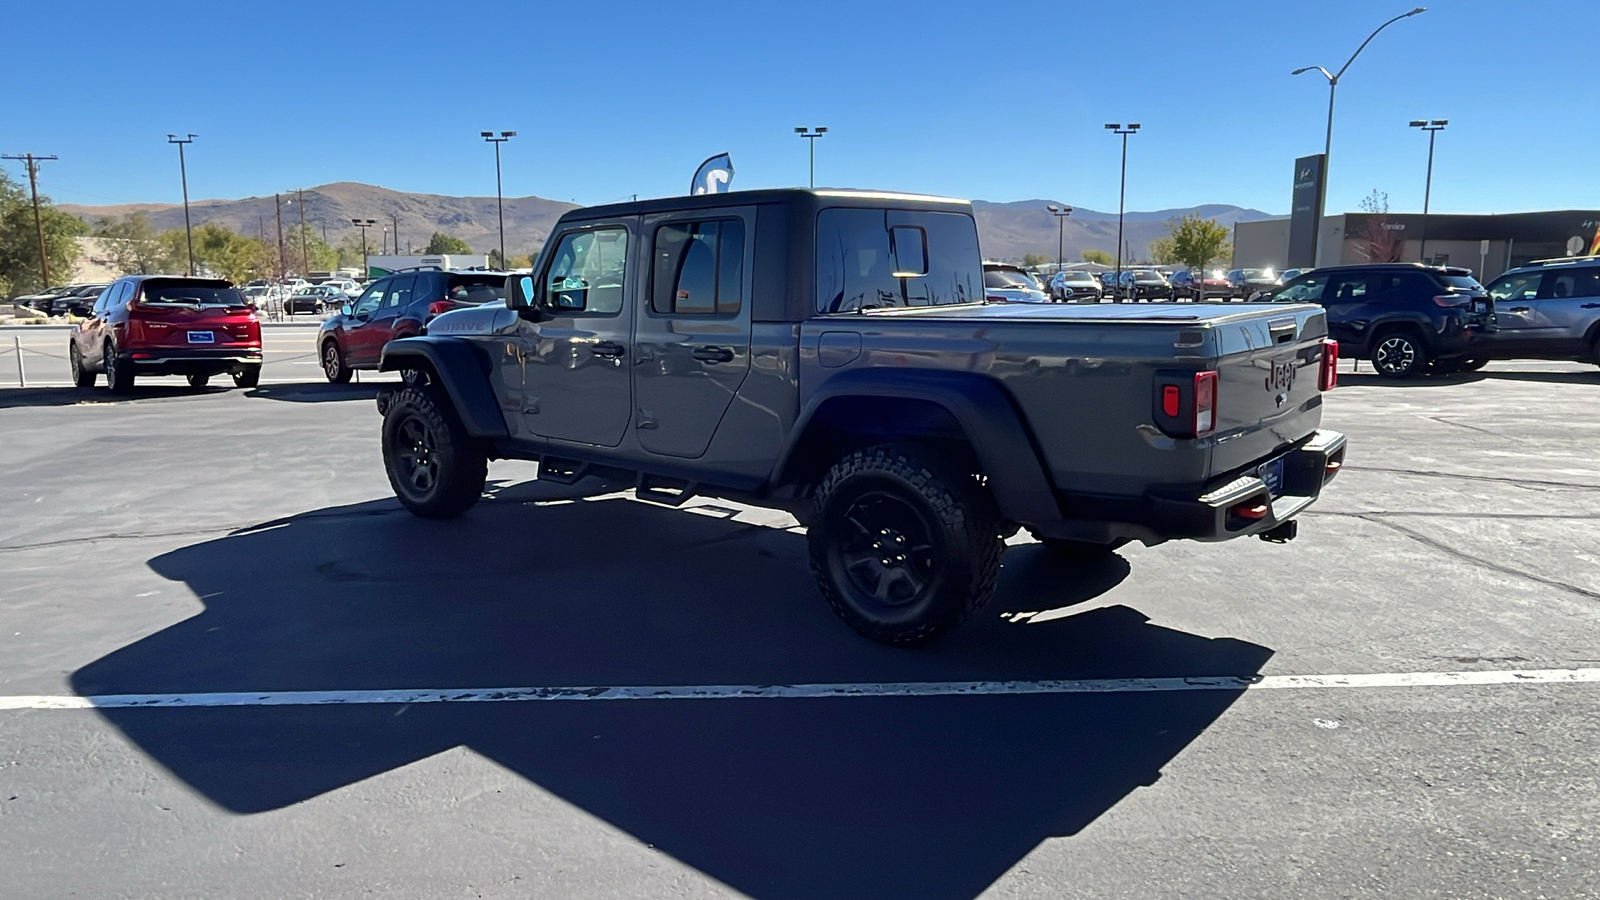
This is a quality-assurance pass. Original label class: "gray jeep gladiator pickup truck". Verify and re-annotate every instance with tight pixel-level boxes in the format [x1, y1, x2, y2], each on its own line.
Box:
[377, 188, 1346, 644]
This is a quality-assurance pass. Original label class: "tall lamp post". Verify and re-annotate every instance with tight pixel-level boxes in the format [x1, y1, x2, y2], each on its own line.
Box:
[1104, 123, 1140, 301]
[167, 134, 197, 275]
[794, 126, 827, 188]
[1046, 204, 1073, 281]
[481, 131, 515, 266]
[351, 219, 376, 278]
[1291, 7, 1426, 263]
[1410, 119, 1447, 264]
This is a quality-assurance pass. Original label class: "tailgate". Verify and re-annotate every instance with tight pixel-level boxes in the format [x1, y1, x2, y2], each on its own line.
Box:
[1208, 304, 1330, 478]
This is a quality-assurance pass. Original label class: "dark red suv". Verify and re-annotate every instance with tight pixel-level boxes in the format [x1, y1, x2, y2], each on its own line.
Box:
[317, 269, 506, 382]
[69, 276, 264, 393]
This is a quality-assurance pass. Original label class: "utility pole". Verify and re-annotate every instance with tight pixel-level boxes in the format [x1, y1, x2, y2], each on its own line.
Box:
[2, 153, 58, 290]
[1104, 123, 1141, 301]
[296, 188, 309, 277]
[1410, 119, 1448, 263]
[274, 193, 286, 279]
[794, 127, 827, 188]
[390, 214, 399, 258]
[166, 135, 197, 275]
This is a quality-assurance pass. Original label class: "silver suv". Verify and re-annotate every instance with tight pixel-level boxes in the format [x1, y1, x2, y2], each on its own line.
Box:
[1482, 258, 1600, 367]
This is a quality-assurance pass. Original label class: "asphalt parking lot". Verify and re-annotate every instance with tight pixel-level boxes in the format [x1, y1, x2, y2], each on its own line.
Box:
[1, 356, 1597, 898]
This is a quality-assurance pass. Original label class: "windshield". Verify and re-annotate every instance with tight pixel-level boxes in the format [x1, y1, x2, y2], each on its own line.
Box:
[1061, 273, 1096, 283]
[1133, 272, 1166, 283]
[140, 280, 246, 307]
[1242, 269, 1273, 279]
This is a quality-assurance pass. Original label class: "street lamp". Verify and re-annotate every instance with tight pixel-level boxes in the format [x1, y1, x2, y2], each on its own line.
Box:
[167, 134, 197, 275]
[1046, 205, 1073, 280]
[351, 218, 376, 278]
[1291, 7, 1426, 263]
[794, 127, 827, 188]
[1410, 119, 1448, 263]
[481, 131, 516, 266]
[1104, 123, 1140, 301]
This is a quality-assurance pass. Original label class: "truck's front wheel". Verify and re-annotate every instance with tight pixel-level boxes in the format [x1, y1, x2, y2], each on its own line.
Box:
[808, 444, 1002, 645]
[382, 387, 486, 519]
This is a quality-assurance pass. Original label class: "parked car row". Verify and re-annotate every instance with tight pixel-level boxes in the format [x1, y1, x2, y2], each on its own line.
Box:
[1256, 257, 1600, 377]
[11, 282, 110, 317]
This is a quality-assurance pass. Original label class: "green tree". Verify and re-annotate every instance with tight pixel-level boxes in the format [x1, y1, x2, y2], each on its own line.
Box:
[1081, 249, 1113, 265]
[334, 232, 371, 269]
[0, 169, 88, 297]
[424, 231, 472, 254]
[96, 212, 177, 275]
[487, 248, 505, 269]
[1160, 215, 1231, 272]
[280, 223, 337, 273]
[1147, 236, 1181, 265]
[1021, 252, 1052, 268]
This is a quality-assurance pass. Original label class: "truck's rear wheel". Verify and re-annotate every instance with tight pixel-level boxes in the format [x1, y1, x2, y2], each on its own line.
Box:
[808, 444, 1002, 645]
[382, 387, 486, 519]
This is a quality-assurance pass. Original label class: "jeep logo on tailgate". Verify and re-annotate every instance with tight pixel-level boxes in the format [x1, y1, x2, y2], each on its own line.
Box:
[1267, 360, 1296, 392]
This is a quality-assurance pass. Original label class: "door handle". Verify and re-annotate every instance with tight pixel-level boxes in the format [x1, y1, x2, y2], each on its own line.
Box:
[691, 346, 734, 363]
[1507, 306, 1530, 313]
[591, 341, 625, 359]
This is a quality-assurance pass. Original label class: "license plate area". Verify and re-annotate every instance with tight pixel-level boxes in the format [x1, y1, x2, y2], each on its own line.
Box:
[187, 331, 215, 344]
[1259, 457, 1286, 498]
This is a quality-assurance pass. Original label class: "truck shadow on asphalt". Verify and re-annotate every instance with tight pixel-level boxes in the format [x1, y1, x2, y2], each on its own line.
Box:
[72, 495, 1272, 900]
[243, 383, 388, 403]
[0, 384, 225, 408]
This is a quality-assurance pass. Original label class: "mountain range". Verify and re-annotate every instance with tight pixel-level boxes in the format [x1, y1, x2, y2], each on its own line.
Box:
[60, 183, 1278, 265]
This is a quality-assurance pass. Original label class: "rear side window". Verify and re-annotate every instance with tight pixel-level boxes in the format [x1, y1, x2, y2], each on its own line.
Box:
[1540, 268, 1600, 300]
[1436, 273, 1484, 292]
[1274, 273, 1329, 303]
[816, 209, 980, 312]
[984, 269, 1031, 289]
[652, 219, 745, 316]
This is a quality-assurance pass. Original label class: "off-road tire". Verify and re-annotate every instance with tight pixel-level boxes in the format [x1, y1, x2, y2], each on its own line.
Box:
[70, 343, 95, 388]
[1370, 329, 1428, 379]
[105, 343, 134, 394]
[381, 386, 486, 519]
[186, 373, 210, 388]
[322, 340, 352, 384]
[808, 443, 1003, 645]
[232, 365, 261, 388]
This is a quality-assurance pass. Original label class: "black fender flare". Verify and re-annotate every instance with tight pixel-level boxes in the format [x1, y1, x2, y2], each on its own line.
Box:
[380, 337, 509, 438]
[775, 368, 1062, 526]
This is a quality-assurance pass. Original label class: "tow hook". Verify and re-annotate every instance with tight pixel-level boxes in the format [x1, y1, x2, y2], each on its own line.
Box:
[1258, 520, 1298, 544]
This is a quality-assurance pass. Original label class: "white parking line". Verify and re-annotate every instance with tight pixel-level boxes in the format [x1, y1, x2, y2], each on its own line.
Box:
[3, 668, 1596, 711]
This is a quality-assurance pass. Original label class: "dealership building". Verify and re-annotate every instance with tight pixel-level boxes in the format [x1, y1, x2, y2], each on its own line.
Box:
[1234, 210, 1600, 282]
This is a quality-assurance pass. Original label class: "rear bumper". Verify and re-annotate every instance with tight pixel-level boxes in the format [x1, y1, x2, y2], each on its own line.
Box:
[123, 347, 263, 376]
[1033, 430, 1347, 545]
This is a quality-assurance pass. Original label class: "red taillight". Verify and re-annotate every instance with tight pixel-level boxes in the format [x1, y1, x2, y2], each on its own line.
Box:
[1161, 385, 1181, 418]
[1319, 338, 1339, 391]
[428, 300, 455, 317]
[1432, 293, 1471, 308]
[1193, 371, 1217, 436]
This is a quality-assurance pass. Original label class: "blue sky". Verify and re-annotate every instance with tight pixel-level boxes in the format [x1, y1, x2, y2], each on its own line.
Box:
[4, 0, 1596, 217]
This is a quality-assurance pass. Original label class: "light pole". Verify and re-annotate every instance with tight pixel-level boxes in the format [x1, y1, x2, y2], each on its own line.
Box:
[167, 134, 197, 275]
[1410, 119, 1447, 264]
[1104, 124, 1140, 301]
[794, 126, 827, 188]
[481, 131, 515, 266]
[1046, 204, 1073, 281]
[351, 219, 376, 278]
[1292, 7, 1426, 262]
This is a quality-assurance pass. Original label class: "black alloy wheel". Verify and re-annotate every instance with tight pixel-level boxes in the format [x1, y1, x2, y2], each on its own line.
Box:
[232, 365, 261, 388]
[809, 444, 1002, 645]
[381, 387, 486, 519]
[105, 343, 134, 394]
[186, 373, 210, 388]
[1371, 331, 1428, 379]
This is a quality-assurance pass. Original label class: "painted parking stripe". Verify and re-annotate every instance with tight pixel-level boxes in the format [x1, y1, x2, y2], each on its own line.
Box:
[2, 668, 1596, 711]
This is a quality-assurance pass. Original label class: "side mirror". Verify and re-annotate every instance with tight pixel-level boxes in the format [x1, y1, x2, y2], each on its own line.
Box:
[506, 275, 536, 310]
[341, 304, 352, 317]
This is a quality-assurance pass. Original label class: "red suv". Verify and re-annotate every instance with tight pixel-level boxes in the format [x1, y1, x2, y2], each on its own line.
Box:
[317, 269, 506, 382]
[69, 276, 264, 393]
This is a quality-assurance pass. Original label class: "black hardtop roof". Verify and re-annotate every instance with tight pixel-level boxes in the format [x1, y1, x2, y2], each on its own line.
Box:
[121, 275, 233, 285]
[1298, 262, 1475, 277]
[561, 188, 973, 224]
